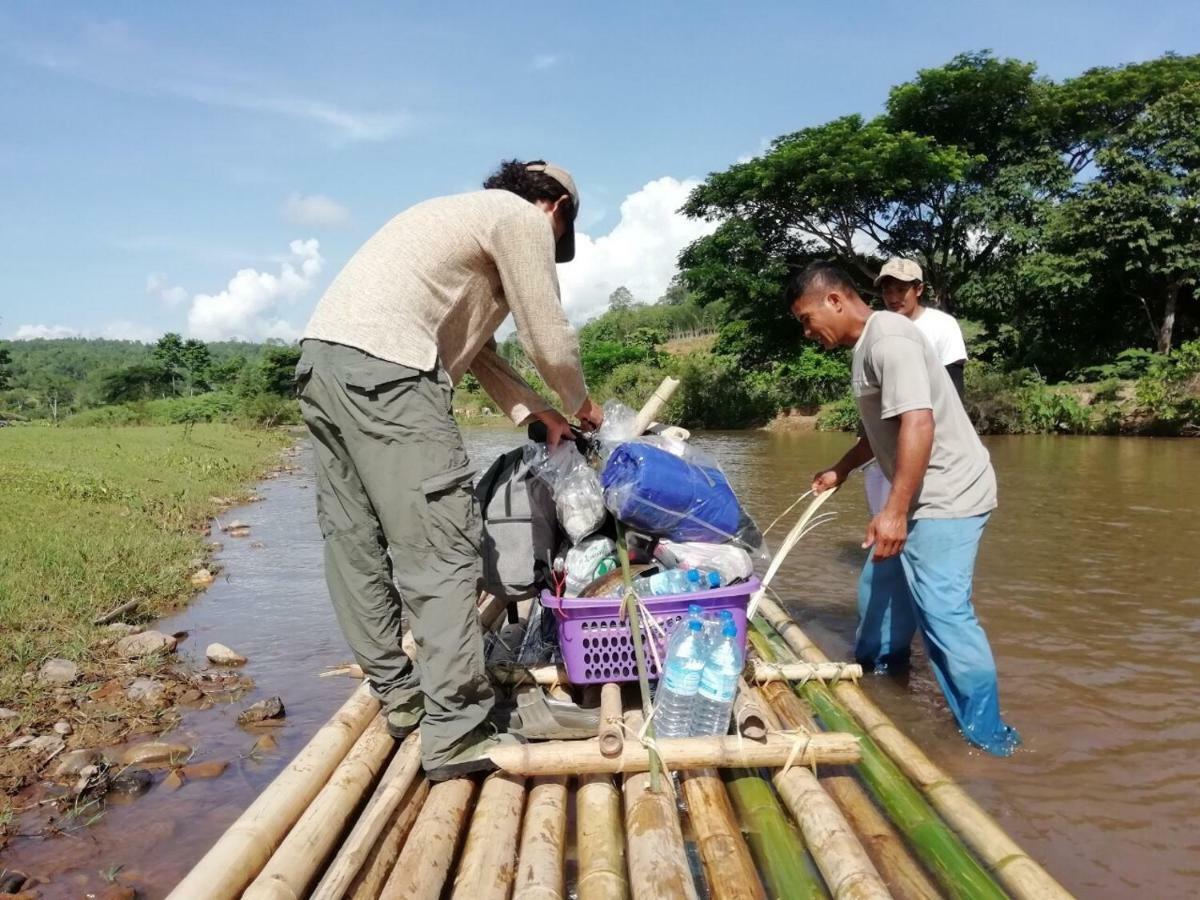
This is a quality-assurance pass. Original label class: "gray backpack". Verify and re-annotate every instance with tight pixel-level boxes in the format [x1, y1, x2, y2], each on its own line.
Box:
[475, 447, 562, 601]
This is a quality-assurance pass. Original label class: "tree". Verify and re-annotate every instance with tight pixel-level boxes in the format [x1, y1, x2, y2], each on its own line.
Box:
[100, 362, 172, 403]
[0, 346, 11, 391]
[1041, 83, 1199, 352]
[608, 286, 635, 312]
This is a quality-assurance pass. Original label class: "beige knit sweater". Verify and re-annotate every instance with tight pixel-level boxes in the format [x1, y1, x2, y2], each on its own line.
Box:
[302, 190, 588, 424]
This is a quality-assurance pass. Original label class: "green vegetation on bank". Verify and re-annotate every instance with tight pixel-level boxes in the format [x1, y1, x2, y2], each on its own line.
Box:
[0, 425, 289, 702]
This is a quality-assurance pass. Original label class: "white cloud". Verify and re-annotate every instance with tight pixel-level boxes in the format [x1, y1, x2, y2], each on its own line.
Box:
[12, 324, 82, 340]
[10, 321, 158, 342]
[186, 239, 323, 342]
[557, 177, 718, 323]
[532, 54, 561, 70]
[282, 192, 351, 228]
[146, 273, 188, 307]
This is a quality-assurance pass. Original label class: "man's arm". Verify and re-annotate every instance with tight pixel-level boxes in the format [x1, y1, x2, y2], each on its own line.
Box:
[866, 409, 933, 559]
[812, 436, 875, 493]
[490, 211, 589, 419]
[468, 339, 551, 426]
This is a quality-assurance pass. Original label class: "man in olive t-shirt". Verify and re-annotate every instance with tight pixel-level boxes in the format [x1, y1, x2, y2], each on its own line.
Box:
[787, 262, 1020, 757]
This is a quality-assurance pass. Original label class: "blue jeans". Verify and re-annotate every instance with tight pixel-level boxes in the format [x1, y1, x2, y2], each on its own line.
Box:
[856, 513, 1021, 756]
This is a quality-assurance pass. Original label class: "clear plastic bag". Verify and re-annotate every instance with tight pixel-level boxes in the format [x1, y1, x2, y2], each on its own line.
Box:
[564, 535, 618, 595]
[526, 442, 607, 544]
[654, 540, 755, 583]
[600, 437, 767, 559]
[597, 399, 639, 445]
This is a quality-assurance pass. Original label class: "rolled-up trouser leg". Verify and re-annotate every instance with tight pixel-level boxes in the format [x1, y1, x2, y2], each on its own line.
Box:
[856, 551, 918, 674]
[899, 514, 1021, 756]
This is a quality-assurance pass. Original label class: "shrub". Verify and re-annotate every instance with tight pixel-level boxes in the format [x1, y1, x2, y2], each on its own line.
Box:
[817, 393, 860, 431]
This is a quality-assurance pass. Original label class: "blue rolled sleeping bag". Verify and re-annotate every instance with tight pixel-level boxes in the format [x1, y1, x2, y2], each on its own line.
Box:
[600, 441, 744, 543]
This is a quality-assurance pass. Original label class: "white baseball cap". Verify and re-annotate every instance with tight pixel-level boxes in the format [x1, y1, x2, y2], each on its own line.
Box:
[874, 258, 923, 286]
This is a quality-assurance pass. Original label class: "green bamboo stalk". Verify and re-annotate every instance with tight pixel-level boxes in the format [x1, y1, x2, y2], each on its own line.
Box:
[724, 769, 829, 900]
[749, 618, 1009, 900]
[616, 521, 663, 794]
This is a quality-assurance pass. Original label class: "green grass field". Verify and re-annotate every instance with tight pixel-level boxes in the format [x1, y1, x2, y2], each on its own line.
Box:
[0, 424, 290, 701]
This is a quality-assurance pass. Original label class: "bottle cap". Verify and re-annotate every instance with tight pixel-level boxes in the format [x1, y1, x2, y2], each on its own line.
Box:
[722, 622, 738, 638]
[707, 571, 721, 588]
[689, 619, 703, 632]
[688, 603, 703, 616]
[718, 610, 734, 620]
[687, 569, 701, 583]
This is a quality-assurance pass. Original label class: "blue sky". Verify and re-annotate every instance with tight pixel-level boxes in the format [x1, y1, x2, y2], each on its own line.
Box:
[2, 1, 1197, 342]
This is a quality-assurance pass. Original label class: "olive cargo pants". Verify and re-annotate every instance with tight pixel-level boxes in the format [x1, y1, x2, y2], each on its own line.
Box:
[295, 339, 493, 768]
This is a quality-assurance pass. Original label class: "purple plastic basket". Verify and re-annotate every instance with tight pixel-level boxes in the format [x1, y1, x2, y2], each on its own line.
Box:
[540, 578, 758, 686]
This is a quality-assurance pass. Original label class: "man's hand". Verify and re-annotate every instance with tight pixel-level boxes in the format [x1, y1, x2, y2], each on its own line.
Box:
[811, 467, 845, 494]
[864, 510, 908, 560]
[533, 409, 574, 448]
[575, 396, 604, 432]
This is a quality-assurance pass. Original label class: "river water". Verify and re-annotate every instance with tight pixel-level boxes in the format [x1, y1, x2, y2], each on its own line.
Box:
[4, 429, 1198, 897]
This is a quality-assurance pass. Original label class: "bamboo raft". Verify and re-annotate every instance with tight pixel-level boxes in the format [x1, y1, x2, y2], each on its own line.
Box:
[168, 589, 1073, 900]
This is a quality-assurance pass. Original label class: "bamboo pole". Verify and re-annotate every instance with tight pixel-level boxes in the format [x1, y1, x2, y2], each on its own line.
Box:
[485, 731, 860, 776]
[750, 615, 1008, 900]
[451, 772, 527, 900]
[599, 683, 625, 758]
[513, 776, 569, 900]
[346, 779, 430, 900]
[491, 661, 858, 687]
[678, 768, 766, 900]
[821, 775, 941, 900]
[244, 716, 396, 900]
[724, 769, 828, 900]
[622, 711, 697, 900]
[616, 523, 664, 793]
[380, 777, 477, 900]
[749, 660, 864, 683]
[632, 375, 681, 436]
[745, 684, 890, 900]
[576, 775, 629, 900]
[311, 733, 424, 900]
[734, 678, 768, 741]
[754, 599, 1073, 900]
[167, 684, 379, 900]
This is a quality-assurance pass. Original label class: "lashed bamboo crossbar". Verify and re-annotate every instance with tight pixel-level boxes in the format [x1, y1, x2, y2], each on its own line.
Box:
[756, 594, 1075, 900]
[166, 683, 379, 900]
[489, 659, 860, 687]
[311, 733, 424, 900]
[243, 715, 396, 899]
[484, 730, 860, 776]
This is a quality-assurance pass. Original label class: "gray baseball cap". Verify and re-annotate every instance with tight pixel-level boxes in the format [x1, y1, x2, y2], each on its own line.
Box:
[526, 161, 579, 263]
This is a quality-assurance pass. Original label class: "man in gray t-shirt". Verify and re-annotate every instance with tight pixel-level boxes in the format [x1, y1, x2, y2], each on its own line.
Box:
[787, 262, 1019, 756]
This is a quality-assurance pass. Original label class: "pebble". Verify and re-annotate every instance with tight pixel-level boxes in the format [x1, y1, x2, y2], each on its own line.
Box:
[206, 643, 247, 666]
[121, 741, 192, 767]
[101, 885, 139, 900]
[6, 735, 34, 750]
[0, 872, 26, 892]
[237, 696, 285, 725]
[52, 748, 103, 778]
[110, 767, 154, 795]
[0, 707, 18, 720]
[190, 568, 215, 588]
[253, 734, 279, 752]
[115, 630, 177, 659]
[177, 688, 205, 704]
[162, 770, 185, 791]
[38, 658, 79, 686]
[52, 720, 72, 736]
[126, 679, 166, 706]
[181, 759, 228, 780]
[104, 623, 142, 637]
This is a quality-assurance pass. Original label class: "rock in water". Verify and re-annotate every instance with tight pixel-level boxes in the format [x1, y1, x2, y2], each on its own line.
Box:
[115, 631, 177, 659]
[126, 679, 166, 706]
[38, 657, 79, 685]
[111, 767, 154, 795]
[190, 568, 215, 588]
[121, 741, 192, 767]
[181, 760, 228, 780]
[238, 696, 285, 725]
[206, 643, 247, 666]
[162, 770, 185, 791]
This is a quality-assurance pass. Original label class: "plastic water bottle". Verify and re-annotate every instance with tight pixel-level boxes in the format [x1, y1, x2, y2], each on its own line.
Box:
[706, 570, 722, 589]
[686, 569, 703, 592]
[691, 622, 744, 736]
[654, 619, 707, 738]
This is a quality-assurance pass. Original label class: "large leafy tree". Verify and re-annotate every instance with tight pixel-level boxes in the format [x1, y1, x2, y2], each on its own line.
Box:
[1039, 83, 1199, 352]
